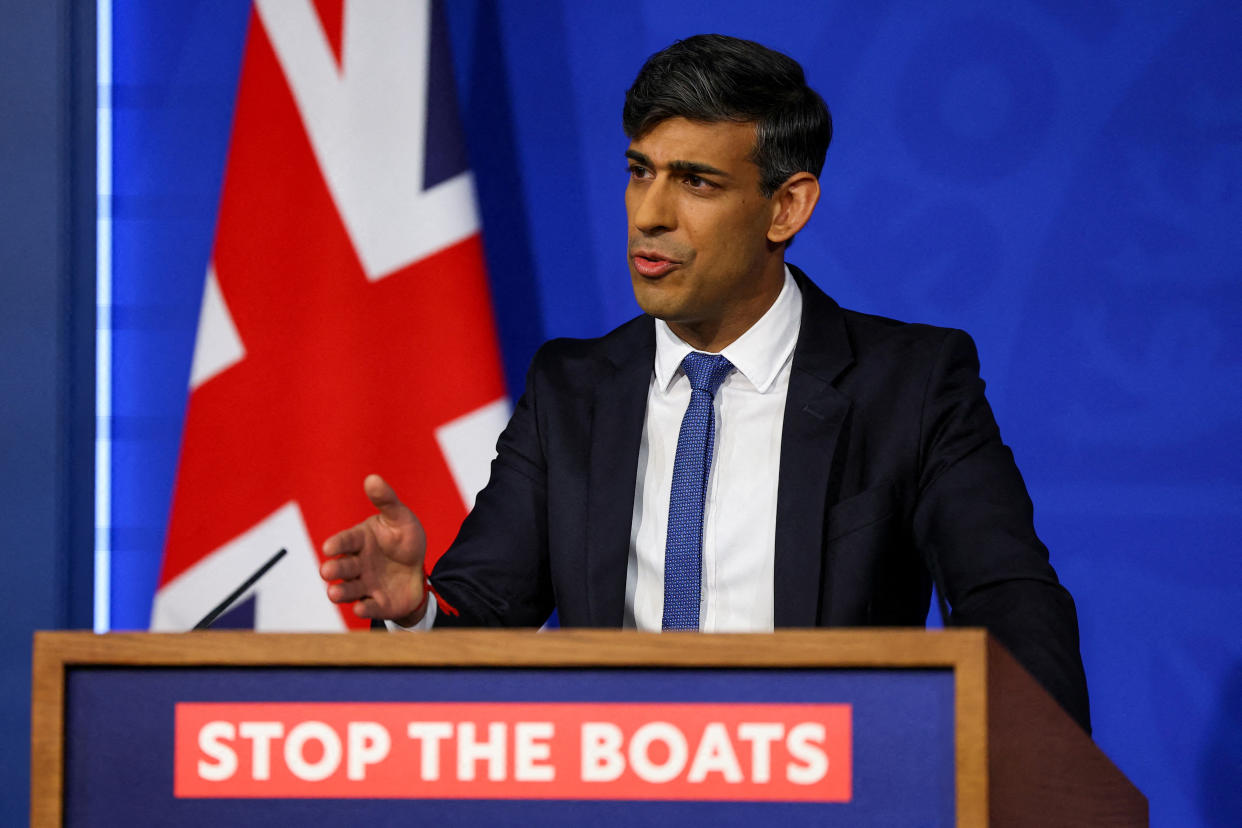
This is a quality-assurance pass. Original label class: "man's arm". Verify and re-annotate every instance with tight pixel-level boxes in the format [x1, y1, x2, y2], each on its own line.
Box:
[913, 329, 1091, 733]
[426, 348, 555, 627]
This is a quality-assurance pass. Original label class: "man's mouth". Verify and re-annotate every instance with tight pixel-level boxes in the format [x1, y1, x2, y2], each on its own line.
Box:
[631, 251, 680, 278]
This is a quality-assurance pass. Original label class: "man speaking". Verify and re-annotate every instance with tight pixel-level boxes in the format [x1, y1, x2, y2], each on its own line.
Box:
[318, 34, 1091, 733]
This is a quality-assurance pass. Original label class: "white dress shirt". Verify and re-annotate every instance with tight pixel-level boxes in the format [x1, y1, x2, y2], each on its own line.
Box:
[396, 267, 802, 633]
[625, 267, 802, 631]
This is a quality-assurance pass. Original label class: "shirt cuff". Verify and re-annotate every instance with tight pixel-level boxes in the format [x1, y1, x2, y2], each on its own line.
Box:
[383, 592, 438, 632]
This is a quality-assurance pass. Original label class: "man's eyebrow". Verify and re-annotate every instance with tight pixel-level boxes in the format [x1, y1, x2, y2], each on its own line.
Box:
[625, 149, 731, 179]
[668, 160, 731, 178]
[625, 149, 653, 167]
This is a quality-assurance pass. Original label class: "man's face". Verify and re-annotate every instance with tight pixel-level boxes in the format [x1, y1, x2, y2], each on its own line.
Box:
[625, 117, 783, 350]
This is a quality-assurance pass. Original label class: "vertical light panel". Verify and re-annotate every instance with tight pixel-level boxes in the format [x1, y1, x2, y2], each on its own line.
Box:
[94, 0, 112, 633]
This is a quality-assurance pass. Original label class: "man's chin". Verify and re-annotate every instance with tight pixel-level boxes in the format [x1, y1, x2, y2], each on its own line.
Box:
[630, 278, 680, 320]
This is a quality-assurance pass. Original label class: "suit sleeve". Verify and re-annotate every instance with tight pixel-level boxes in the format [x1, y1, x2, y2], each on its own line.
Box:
[912, 330, 1092, 733]
[426, 348, 555, 627]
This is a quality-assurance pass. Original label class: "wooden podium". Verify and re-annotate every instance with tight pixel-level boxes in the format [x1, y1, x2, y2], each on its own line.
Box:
[32, 629, 1145, 826]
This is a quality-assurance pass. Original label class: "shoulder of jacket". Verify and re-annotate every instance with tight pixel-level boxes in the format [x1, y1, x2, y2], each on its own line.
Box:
[531, 314, 653, 370]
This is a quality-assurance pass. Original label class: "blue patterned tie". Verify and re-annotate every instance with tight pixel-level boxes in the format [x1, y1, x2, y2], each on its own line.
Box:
[663, 352, 735, 630]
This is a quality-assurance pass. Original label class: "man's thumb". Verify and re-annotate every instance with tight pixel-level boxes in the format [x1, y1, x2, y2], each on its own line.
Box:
[363, 473, 410, 524]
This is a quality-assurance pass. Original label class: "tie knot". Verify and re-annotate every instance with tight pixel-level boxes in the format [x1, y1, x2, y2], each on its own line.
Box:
[681, 352, 734, 396]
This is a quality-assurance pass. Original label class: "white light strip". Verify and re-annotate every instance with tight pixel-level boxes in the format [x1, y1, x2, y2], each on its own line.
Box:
[94, 0, 113, 634]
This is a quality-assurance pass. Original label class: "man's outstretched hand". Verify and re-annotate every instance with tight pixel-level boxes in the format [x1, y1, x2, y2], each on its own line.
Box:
[320, 474, 428, 626]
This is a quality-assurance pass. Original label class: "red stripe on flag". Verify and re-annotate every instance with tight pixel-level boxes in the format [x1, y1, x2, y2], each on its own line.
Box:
[311, 0, 346, 68]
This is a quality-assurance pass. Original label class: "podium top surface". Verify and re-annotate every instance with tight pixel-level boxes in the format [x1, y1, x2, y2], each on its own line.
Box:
[34, 627, 991, 668]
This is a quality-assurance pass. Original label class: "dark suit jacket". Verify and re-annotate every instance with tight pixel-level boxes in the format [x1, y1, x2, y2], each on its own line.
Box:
[430, 266, 1091, 732]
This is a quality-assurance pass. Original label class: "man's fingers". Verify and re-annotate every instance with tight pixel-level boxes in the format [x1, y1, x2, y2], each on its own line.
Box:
[322, 525, 366, 558]
[327, 578, 370, 604]
[319, 554, 361, 583]
[353, 597, 380, 619]
[363, 473, 412, 525]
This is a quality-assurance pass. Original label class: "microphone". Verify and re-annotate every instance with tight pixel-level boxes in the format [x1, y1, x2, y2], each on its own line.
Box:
[191, 548, 288, 630]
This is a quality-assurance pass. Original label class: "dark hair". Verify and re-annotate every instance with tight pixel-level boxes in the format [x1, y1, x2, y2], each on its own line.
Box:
[623, 34, 832, 197]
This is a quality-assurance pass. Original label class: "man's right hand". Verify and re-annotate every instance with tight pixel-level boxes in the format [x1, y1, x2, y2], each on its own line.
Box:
[320, 474, 429, 626]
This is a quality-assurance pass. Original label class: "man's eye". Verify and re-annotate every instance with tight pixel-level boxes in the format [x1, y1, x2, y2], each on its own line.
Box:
[627, 164, 651, 179]
[684, 174, 712, 189]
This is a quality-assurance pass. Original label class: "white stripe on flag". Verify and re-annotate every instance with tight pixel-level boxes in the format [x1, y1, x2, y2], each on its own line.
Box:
[189, 262, 246, 391]
[436, 397, 511, 511]
[254, 0, 480, 280]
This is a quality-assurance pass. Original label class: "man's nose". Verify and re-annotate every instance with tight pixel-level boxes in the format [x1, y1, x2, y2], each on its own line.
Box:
[632, 177, 676, 234]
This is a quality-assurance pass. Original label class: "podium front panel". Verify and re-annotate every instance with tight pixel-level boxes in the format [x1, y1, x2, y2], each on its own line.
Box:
[62, 663, 954, 826]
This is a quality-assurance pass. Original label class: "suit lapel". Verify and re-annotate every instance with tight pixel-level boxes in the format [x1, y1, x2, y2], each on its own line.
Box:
[584, 317, 654, 626]
[774, 268, 854, 627]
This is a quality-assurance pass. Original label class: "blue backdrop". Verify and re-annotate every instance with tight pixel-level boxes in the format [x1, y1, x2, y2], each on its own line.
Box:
[103, 1, 1241, 825]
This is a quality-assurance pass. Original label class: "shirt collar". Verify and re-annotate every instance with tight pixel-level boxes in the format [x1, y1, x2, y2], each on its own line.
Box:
[653, 265, 803, 394]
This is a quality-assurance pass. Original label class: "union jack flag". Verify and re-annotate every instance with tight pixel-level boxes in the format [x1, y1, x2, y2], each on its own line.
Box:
[152, 0, 507, 630]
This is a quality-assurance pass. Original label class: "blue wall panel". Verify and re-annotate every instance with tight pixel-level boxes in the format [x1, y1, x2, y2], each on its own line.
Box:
[0, 0, 96, 818]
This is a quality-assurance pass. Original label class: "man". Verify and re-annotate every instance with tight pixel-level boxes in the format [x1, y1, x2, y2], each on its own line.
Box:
[319, 35, 1091, 732]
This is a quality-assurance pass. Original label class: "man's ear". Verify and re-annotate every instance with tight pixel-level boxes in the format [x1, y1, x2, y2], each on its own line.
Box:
[766, 172, 820, 244]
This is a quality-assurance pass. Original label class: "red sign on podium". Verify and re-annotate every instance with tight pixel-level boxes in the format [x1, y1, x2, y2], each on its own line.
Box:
[175, 701, 853, 802]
